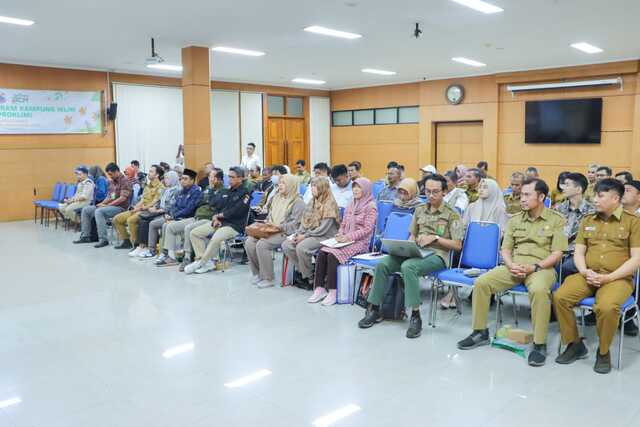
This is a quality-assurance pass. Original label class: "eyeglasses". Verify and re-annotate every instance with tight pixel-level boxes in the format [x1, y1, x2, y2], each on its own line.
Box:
[424, 190, 442, 195]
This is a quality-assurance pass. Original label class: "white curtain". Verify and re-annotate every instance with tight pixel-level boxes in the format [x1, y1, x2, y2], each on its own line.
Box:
[113, 83, 183, 171]
[309, 97, 331, 166]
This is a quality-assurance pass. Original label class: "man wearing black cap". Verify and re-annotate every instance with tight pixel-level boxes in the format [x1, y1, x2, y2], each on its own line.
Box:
[58, 166, 95, 222]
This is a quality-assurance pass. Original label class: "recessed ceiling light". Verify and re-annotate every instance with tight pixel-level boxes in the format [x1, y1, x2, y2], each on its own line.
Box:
[162, 342, 194, 358]
[304, 26, 362, 40]
[211, 46, 266, 57]
[571, 42, 603, 54]
[292, 78, 326, 85]
[0, 15, 34, 26]
[224, 369, 272, 388]
[312, 404, 362, 427]
[362, 68, 396, 76]
[0, 397, 22, 409]
[452, 57, 486, 67]
[451, 0, 503, 14]
[147, 63, 183, 72]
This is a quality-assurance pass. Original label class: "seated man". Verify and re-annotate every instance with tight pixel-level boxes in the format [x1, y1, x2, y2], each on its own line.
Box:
[295, 159, 311, 185]
[622, 180, 640, 216]
[74, 162, 132, 248]
[463, 168, 482, 204]
[358, 175, 463, 339]
[376, 165, 402, 202]
[554, 179, 640, 374]
[185, 167, 251, 274]
[303, 162, 331, 203]
[112, 164, 164, 250]
[58, 165, 94, 223]
[329, 164, 353, 209]
[457, 178, 567, 367]
[504, 172, 524, 216]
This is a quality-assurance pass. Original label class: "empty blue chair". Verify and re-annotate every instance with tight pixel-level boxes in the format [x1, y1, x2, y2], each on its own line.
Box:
[372, 180, 385, 199]
[65, 184, 77, 199]
[35, 182, 67, 226]
[299, 184, 307, 197]
[376, 201, 394, 235]
[250, 191, 264, 208]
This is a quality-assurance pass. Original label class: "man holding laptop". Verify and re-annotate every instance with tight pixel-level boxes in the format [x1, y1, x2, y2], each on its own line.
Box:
[358, 175, 463, 338]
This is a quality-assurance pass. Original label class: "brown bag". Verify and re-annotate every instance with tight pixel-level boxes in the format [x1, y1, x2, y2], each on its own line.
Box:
[245, 222, 281, 239]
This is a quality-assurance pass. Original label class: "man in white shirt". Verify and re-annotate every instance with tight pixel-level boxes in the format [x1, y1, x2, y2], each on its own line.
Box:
[240, 143, 261, 171]
[329, 164, 353, 209]
[303, 162, 331, 203]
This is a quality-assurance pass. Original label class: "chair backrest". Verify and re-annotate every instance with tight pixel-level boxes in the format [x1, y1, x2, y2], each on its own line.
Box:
[130, 183, 141, 206]
[64, 184, 77, 199]
[339, 207, 345, 221]
[418, 195, 428, 204]
[459, 221, 501, 270]
[299, 184, 307, 197]
[51, 182, 64, 201]
[372, 181, 385, 199]
[250, 191, 264, 207]
[544, 197, 551, 208]
[376, 201, 394, 234]
[223, 175, 230, 187]
[503, 187, 513, 195]
[380, 212, 413, 252]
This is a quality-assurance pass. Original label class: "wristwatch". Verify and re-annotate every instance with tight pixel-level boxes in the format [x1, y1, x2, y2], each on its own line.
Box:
[534, 263, 541, 272]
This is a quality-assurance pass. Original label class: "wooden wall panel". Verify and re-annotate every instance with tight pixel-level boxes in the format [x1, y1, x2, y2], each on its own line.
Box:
[331, 83, 420, 111]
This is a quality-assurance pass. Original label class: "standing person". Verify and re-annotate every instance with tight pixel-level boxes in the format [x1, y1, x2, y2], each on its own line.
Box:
[457, 178, 567, 367]
[376, 165, 402, 202]
[550, 171, 570, 208]
[282, 177, 340, 289]
[112, 165, 164, 250]
[358, 175, 463, 339]
[348, 161, 362, 182]
[464, 168, 482, 203]
[74, 163, 132, 248]
[330, 164, 353, 209]
[245, 174, 305, 288]
[241, 142, 261, 171]
[309, 178, 378, 305]
[554, 173, 594, 277]
[185, 167, 251, 274]
[584, 163, 599, 202]
[554, 178, 640, 374]
[295, 160, 311, 185]
[58, 166, 94, 223]
[443, 171, 469, 213]
[504, 172, 525, 216]
[89, 165, 108, 204]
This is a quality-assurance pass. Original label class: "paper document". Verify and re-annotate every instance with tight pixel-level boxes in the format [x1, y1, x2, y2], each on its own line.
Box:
[320, 238, 354, 249]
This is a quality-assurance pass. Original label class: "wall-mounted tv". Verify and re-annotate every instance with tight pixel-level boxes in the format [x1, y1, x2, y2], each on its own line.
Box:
[525, 98, 603, 144]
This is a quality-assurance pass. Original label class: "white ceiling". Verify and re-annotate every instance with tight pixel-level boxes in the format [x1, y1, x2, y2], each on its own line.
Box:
[3, 0, 640, 90]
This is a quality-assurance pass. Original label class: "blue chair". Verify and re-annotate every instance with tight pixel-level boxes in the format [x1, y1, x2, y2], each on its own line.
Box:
[503, 187, 513, 195]
[375, 201, 394, 235]
[223, 175, 230, 188]
[372, 180, 385, 199]
[351, 211, 413, 271]
[130, 183, 141, 206]
[299, 184, 307, 197]
[544, 197, 551, 208]
[419, 195, 428, 204]
[250, 191, 264, 208]
[33, 182, 64, 224]
[38, 183, 69, 227]
[339, 207, 345, 221]
[431, 221, 501, 327]
[53, 184, 77, 229]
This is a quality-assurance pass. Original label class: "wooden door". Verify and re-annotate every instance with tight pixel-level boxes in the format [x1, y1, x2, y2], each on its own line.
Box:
[284, 118, 305, 171]
[435, 121, 483, 174]
[265, 118, 286, 166]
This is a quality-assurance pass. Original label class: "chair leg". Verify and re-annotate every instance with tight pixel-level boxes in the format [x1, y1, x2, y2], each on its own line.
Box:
[618, 310, 626, 370]
[512, 293, 518, 326]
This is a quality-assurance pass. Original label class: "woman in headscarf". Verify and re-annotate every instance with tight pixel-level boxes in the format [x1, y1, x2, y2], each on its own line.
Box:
[374, 178, 423, 250]
[135, 171, 181, 258]
[282, 177, 340, 289]
[440, 178, 508, 309]
[245, 174, 306, 288]
[308, 178, 377, 305]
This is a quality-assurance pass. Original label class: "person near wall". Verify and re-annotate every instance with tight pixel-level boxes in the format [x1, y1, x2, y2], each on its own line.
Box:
[418, 165, 437, 194]
[526, 166, 540, 180]
[282, 177, 340, 289]
[348, 161, 363, 182]
[330, 164, 353, 209]
[376, 165, 402, 202]
[504, 172, 525, 216]
[302, 162, 331, 203]
[241, 142, 261, 171]
[295, 159, 311, 185]
[584, 163, 599, 203]
[550, 171, 570, 208]
[58, 166, 94, 223]
[358, 174, 463, 339]
[457, 178, 567, 367]
[134, 171, 181, 258]
[443, 171, 469, 213]
[440, 178, 509, 309]
[554, 178, 640, 374]
[463, 168, 482, 204]
[89, 165, 108, 204]
[615, 171, 634, 186]
[245, 174, 305, 288]
[185, 167, 251, 274]
[74, 162, 132, 248]
[309, 178, 378, 306]
[476, 161, 495, 180]
[112, 164, 164, 250]
[198, 162, 215, 190]
[152, 169, 202, 266]
[623, 180, 640, 217]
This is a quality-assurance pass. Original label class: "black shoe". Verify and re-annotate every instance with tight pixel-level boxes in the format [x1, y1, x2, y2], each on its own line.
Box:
[457, 329, 490, 350]
[624, 320, 639, 337]
[406, 315, 422, 339]
[358, 308, 383, 329]
[555, 339, 588, 364]
[583, 312, 596, 326]
[73, 236, 92, 244]
[528, 344, 547, 367]
[93, 240, 109, 248]
[114, 239, 132, 250]
[594, 351, 612, 374]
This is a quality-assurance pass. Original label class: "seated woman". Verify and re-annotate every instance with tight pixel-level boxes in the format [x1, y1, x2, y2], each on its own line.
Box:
[135, 171, 181, 258]
[550, 171, 570, 208]
[282, 177, 340, 289]
[439, 178, 508, 309]
[245, 174, 305, 288]
[309, 178, 377, 305]
[443, 171, 469, 213]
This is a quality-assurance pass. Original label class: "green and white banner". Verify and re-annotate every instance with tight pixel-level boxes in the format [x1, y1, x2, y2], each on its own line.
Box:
[0, 89, 103, 134]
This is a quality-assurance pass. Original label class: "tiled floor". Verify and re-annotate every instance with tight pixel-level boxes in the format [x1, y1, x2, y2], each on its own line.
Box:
[1, 220, 640, 426]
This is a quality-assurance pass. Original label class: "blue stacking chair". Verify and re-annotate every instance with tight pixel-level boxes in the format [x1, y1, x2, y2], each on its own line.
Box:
[431, 222, 501, 327]
[544, 197, 551, 208]
[372, 180, 385, 199]
[33, 182, 64, 224]
[250, 191, 264, 208]
[375, 201, 394, 235]
[503, 187, 513, 195]
[53, 184, 77, 229]
[299, 184, 307, 197]
[38, 183, 69, 226]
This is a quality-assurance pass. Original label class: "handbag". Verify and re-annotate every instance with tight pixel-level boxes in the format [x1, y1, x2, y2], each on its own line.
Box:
[138, 211, 163, 221]
[245, 222, 281, 239]
[336, 262, 357, 304]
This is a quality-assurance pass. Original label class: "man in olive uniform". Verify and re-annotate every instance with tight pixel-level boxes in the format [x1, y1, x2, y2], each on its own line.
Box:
[458, 178, 567, 367]
[464, 168, 482, 203]
[554, 179, 640, 374]
[504, 172, 525, 216]
[359, 175, 463, 339]
[584, 164, 598, 203]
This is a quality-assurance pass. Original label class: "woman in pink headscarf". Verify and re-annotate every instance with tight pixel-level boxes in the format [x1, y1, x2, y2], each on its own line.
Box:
[308, 178, 378, 306]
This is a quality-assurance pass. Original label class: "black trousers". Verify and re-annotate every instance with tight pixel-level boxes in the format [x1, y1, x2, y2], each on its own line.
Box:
[137, 218, 152, 245]
[314, 251, 340, 290]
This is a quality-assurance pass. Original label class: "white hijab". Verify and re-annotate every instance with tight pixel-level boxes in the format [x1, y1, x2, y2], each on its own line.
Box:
[463, 179, 507, 229]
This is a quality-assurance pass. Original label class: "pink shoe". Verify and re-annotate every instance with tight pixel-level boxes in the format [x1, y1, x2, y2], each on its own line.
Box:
[321, 289, 337, 306]
[307, 287, 328, 303]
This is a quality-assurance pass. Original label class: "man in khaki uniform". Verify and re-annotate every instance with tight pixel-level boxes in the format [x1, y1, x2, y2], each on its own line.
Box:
[464, 168, 482, 203]
[554, 179, 640, 374]
[584, 163, 599, 203]
[504, 172, 525, 216]
[458, 178, 567, 367]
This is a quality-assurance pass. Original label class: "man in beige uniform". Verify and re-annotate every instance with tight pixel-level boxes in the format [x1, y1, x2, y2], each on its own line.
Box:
[504, 172, 525, 216]
[458, 178, 567, 367]
[554, 178, 640, 374]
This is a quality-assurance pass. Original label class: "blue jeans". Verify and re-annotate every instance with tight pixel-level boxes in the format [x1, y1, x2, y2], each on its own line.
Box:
[81, 205, 124, 241]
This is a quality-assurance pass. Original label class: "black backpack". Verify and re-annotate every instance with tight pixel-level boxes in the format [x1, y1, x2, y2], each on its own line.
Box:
[380, 274, 406, 320]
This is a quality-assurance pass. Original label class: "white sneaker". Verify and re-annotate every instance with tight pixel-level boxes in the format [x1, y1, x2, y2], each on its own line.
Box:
[307, 287, 328, 303]
[251, 275, 261, 285]
[138, 249, 154, 259]
[154, 253, 167, 265]
[128, 247, 142, 257]
[184, 260, 203, 275]
[257, 279, 275, 289]
[195, 260, 216, 274]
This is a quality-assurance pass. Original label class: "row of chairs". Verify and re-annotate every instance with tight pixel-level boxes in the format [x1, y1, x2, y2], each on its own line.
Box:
[33, 182, 77, 228]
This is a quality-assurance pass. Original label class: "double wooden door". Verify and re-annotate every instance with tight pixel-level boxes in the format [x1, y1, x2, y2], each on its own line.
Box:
[265, 118, 306, 170]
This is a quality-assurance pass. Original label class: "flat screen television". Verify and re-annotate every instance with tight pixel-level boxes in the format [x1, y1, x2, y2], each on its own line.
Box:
[525, 98, 602, 144]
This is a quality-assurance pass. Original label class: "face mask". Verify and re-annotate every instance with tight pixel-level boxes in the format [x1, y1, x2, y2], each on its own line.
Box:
[271, 175, 280, 185]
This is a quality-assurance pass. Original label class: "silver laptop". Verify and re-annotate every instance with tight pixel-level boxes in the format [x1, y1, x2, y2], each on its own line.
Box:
[381, 239, 434, 258]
